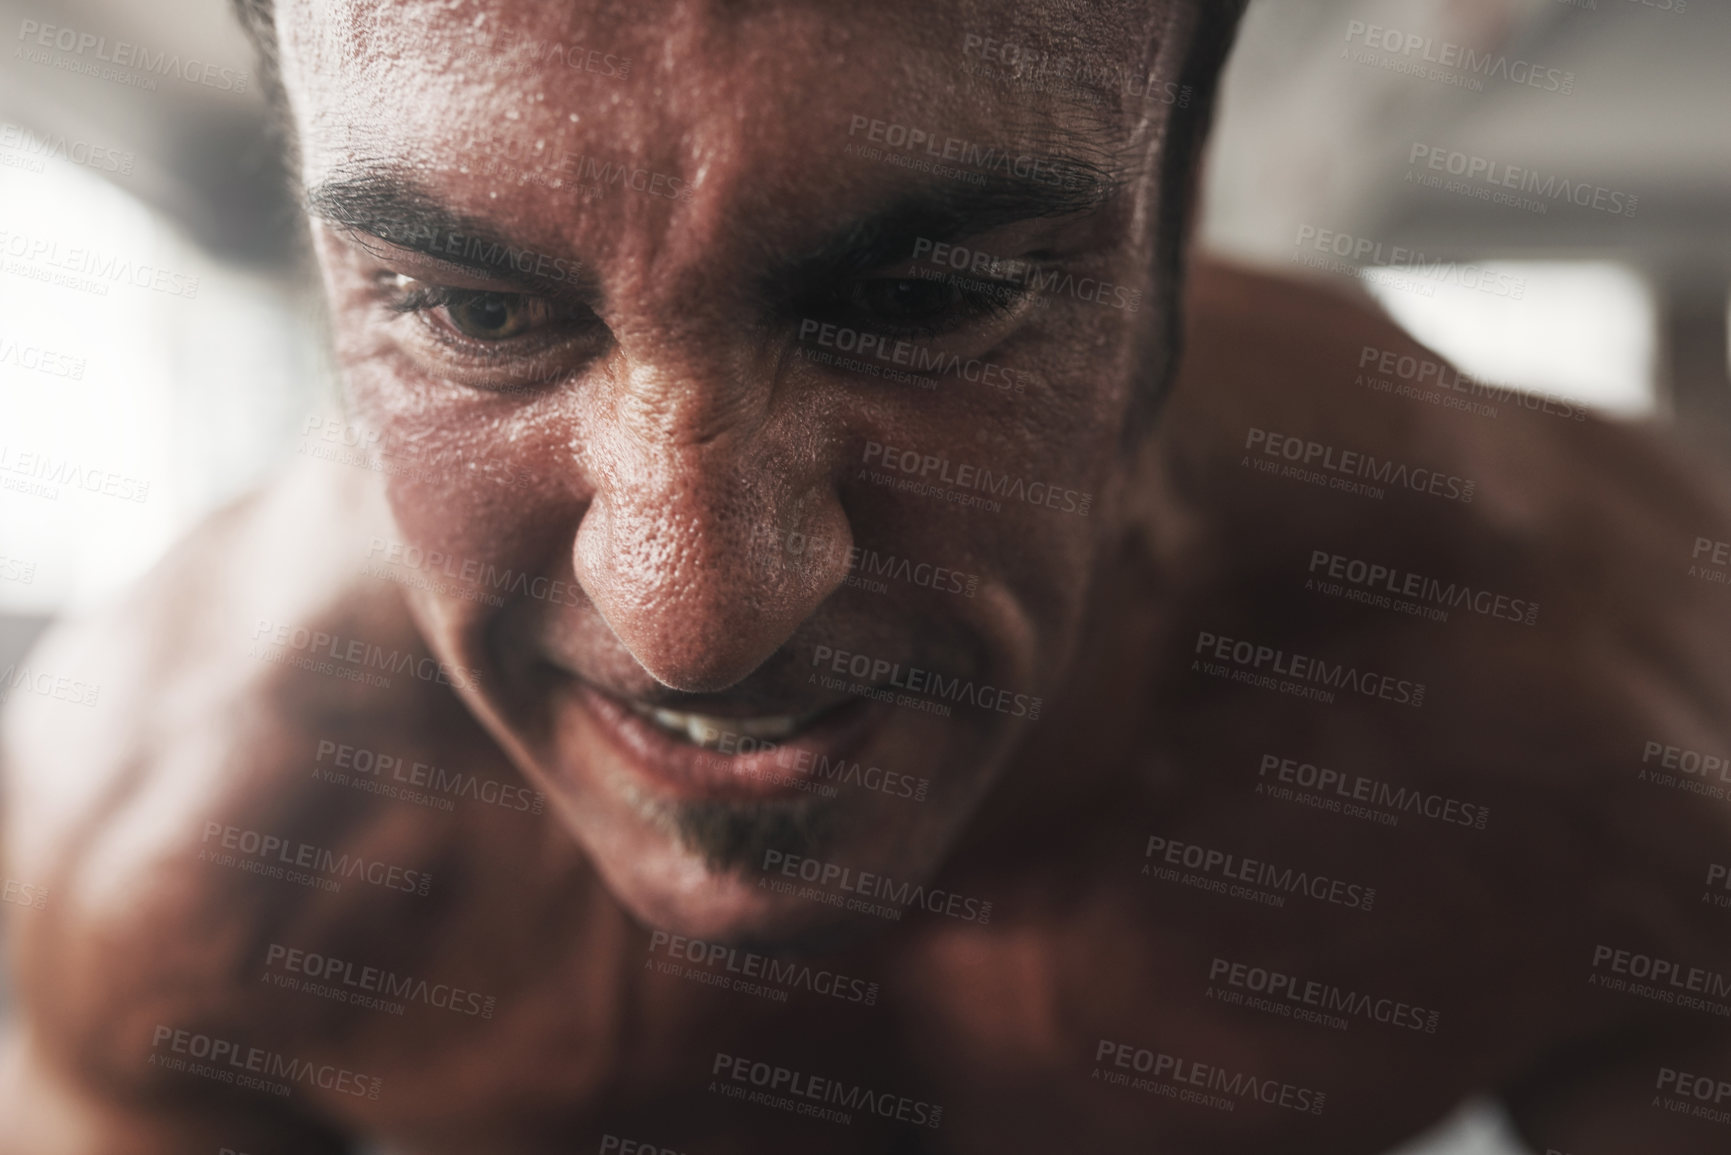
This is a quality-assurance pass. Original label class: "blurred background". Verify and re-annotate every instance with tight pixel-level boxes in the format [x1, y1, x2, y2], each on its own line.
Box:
[2, 0, 1728, 1150]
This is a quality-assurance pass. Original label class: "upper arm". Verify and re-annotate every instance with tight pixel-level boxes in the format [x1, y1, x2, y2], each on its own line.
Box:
[0, 474, 388, 1155]
[0, 1023, 353, 1155]
[1504, 1030, 1731, 1155]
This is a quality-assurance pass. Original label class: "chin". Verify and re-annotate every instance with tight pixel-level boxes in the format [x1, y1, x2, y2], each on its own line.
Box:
[428, 607, 1013, 943]
[605, 855, 868, 948]
[551, 764, 959, 948]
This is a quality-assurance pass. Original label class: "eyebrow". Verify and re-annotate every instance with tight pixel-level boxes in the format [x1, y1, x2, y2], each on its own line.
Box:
[306, 150, 1126, 303]
[306, 169, 599, 296]
[769, 158, 1127, 309]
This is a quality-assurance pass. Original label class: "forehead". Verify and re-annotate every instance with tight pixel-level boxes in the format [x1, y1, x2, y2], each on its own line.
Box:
[277, 0, 1181, 265]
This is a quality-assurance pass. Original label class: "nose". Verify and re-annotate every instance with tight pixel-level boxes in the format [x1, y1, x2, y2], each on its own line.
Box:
[572, 359, 853, 693]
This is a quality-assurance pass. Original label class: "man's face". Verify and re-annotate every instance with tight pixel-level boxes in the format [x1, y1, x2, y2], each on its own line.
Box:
[278, 0, 1194, 942]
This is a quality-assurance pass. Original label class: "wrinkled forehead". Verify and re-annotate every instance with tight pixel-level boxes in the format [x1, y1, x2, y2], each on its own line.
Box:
[275, 0, 1190, 239]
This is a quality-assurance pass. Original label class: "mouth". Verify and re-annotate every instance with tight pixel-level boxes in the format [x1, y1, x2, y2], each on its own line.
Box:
[567, 681, 887, 801]
[624, 701, 837, 749]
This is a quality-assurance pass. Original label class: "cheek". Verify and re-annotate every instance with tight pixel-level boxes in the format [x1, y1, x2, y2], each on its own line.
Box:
[976, 312, 1136, 519]
[389, 405, 587, 587]
[326, 323, 590, 595]
[980, 336, 1135, 641]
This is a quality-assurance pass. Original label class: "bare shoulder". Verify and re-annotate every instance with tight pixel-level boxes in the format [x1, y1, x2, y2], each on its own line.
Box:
[1159, 256, 1731, 690]
[882, 260, 1731, 1154]
[0, 457, 593, 1126]
[1152, 258, 1731, 1142]
[1169, 255, 1730, 528]
[3, 455, 403, 900]
[1156, 258, 1731, 886]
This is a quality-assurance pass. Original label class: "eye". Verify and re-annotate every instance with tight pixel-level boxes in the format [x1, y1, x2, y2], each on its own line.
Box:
[383, 275, 597, 345]
[844, 277, 968, 324]
[440, 291, 546, 340]
[817, 272, 1022, 339]
[373, 273, 610, 391]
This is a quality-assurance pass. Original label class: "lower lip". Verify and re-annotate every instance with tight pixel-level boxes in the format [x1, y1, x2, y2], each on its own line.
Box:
[573, 683, 887, 800]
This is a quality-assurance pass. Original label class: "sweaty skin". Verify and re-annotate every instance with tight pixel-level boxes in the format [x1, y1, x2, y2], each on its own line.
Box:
[6, 259, 1731, 1154]
[7, 0, 1731, 1151]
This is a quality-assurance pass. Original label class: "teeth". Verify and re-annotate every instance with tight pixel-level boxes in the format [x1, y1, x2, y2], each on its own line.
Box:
[631, 704, 817, 749]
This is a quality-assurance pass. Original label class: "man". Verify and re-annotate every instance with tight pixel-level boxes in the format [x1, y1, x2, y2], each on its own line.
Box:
[5, 0, 1731, 1151]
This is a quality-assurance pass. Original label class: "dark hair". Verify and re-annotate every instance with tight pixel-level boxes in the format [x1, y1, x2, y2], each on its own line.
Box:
[231, 0, 279, 87]
[1143, 1, 1248, 426]
[231, 0, 1247, 418]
